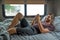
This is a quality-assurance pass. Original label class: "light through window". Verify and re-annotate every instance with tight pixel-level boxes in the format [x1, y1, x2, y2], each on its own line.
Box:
[5, 4, 24, 16]
[27, 4, 44, 16]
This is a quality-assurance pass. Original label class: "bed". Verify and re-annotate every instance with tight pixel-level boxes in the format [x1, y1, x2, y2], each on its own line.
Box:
[0, 16, 60, 40]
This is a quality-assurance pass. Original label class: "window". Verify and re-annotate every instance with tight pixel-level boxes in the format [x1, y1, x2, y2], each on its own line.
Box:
[5, 4, 24, 16]
[27, 4, 44, 16]
[4, 4, 45, 17]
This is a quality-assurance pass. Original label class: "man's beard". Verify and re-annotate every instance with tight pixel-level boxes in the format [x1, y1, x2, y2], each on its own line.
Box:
[46, 19, 51, 22]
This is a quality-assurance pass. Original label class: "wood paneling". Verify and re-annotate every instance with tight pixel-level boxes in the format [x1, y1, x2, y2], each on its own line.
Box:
[27, 0, 45, 4]
[5, 0, 45, 4]
[5, 0, 24, 4]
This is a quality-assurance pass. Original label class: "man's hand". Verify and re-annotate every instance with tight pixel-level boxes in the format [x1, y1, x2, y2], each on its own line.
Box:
[36, 14, 41, 22]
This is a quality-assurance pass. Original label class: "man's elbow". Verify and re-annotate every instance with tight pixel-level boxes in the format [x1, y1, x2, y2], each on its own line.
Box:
[41, 30, 45, 33]
[40, 29, 50, 33]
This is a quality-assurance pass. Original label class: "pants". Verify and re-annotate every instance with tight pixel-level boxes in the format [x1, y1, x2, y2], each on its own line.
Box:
[16, 18, 37, 36]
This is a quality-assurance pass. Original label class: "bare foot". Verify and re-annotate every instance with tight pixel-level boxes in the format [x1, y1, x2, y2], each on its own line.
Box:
[7, 28, 17, 35]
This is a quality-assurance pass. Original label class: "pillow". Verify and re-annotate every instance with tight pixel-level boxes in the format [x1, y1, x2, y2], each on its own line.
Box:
[53, 16, 60, 32]
[41, 16, 47, 22]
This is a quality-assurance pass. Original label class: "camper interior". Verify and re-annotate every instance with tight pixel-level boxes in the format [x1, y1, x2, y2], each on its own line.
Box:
[0, 0, 60, 40]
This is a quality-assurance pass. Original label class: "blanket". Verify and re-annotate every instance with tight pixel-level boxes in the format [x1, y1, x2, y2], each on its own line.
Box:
[0, 18, 60, 40]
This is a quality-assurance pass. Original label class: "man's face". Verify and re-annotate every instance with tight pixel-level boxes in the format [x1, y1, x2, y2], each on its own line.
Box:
[45, 15, 52, 22]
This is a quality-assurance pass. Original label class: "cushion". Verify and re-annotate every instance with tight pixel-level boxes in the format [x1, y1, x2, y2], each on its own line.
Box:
[41, 16, 47, 22]
[53, 16, 60, 32]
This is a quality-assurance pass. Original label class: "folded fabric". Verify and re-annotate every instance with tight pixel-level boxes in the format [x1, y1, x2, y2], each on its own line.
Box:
[53, 16, 60, 32]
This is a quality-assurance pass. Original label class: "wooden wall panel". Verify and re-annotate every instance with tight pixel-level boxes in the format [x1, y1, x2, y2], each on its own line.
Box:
[27, 0, 45, 4]
[5, 0, 24, 4]
[5, 0, 45, 4]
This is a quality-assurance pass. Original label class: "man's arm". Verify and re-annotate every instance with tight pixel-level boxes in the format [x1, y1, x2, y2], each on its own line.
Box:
[31, 15, 38, 25]
[31, 19, 35, 25]
[37, 16, 50, 33]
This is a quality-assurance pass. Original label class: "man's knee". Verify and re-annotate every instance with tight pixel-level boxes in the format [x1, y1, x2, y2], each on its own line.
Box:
[17, 13, 23, 20]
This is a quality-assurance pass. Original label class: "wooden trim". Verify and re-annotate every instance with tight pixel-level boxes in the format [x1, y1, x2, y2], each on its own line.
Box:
[27, 0, 45, 4]
[4, 0, 45, 4]
[4, 0, 24, 4]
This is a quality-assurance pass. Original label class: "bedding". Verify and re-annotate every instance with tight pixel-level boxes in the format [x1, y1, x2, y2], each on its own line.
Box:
[49, 32, 60, 40]
[10, 33, 58, 40]
[0, 36, 3, 40]
[0, 16, 60, 40]
[53, 16, 60, 32]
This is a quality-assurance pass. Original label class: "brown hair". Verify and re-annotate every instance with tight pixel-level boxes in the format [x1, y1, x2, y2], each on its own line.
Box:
[48, 12, 54, 15]
[48, 12, 55, 24]
[48, 12, 55, 19]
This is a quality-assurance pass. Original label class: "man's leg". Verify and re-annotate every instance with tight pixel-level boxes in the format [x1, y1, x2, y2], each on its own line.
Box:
[16, 27, 37, 35]
[8, 18, 36, 35]
[20, 18, 29, 28]
[9, 13, 23, 28]
[8, 13, 23, 35]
